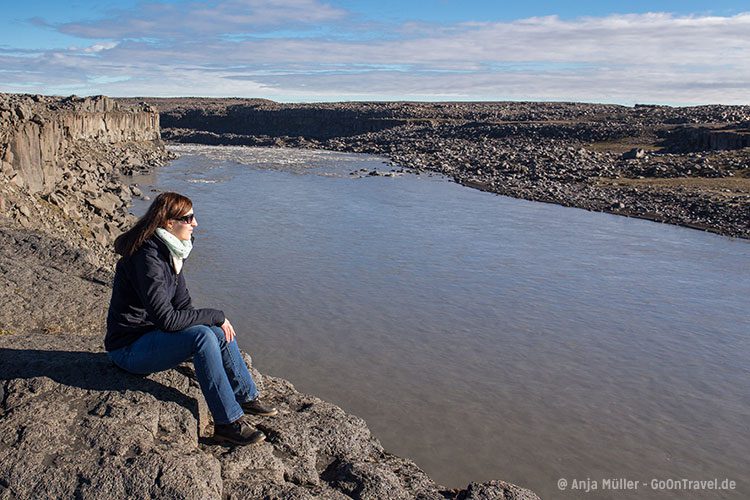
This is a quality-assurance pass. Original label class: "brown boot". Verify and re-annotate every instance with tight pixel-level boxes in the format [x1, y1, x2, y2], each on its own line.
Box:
[213, 415, 266, 445]
[241, 398, 278, 417]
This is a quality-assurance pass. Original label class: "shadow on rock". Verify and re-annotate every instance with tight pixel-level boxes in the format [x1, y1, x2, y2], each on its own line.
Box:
[0, 348, 198, 421]
[0, 344, 228, 499]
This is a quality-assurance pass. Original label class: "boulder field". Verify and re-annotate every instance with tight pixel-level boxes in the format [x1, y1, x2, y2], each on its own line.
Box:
[121, 97, 750, 239]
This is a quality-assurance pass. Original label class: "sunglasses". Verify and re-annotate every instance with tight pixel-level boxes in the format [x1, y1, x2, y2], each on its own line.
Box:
[173, 213, 195, 224]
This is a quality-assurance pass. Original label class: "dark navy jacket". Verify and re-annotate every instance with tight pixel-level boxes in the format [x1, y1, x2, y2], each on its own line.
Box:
[105, 234, 225, 351]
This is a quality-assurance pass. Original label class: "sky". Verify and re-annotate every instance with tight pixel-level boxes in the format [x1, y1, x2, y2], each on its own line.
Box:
[1, 0, 749, 104]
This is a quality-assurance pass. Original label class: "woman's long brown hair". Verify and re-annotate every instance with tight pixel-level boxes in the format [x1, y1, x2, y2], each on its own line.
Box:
[114, 192, 193, 257]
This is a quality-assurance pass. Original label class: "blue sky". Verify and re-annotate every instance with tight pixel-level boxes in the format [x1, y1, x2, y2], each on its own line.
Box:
[1, 1, 749, 104]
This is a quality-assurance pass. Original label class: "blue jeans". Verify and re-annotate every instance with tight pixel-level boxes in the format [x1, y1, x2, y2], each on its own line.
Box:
[107, 324, 259, 425]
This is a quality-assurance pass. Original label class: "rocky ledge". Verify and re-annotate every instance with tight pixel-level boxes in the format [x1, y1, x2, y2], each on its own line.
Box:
[122, 98, 750, 239]
[0, 93, 540, 499]
[0, 329, 538, 499]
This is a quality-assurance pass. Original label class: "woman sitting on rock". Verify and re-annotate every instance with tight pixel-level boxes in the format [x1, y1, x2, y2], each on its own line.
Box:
[105, 191, 276, 445]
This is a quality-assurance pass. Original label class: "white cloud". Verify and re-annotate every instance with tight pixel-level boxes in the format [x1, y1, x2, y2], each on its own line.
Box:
[2, 8, 750, 104]
[83, 42, 119, 53]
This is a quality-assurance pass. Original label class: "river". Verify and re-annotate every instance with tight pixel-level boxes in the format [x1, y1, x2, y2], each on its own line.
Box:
[129, 145, 749, 499]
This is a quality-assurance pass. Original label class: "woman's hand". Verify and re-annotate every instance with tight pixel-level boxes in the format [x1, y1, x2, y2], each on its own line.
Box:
[221, 318, 236, 343]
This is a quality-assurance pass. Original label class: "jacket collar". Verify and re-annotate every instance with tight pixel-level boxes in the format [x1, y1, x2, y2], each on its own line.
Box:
[148, 233, 171, 260]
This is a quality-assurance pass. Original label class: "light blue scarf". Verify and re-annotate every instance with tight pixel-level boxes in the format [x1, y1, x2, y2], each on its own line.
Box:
[155, 227, 193, 274]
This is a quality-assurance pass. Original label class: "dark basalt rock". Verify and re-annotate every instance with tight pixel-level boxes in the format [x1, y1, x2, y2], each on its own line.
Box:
[621, 148, 646, 160]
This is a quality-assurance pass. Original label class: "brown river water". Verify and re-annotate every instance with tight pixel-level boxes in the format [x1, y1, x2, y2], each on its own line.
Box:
[129, 145, 749, 499]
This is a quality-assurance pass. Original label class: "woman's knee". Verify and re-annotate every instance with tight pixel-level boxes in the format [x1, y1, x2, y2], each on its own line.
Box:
[189, 325, 220, 351]
[209, 325, 228, 344]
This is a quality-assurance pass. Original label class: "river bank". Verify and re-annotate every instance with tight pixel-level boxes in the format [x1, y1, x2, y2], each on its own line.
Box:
[125, 144, 750, 499]
[0, 93, 540, 499]
[120, 98, 750, 239]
